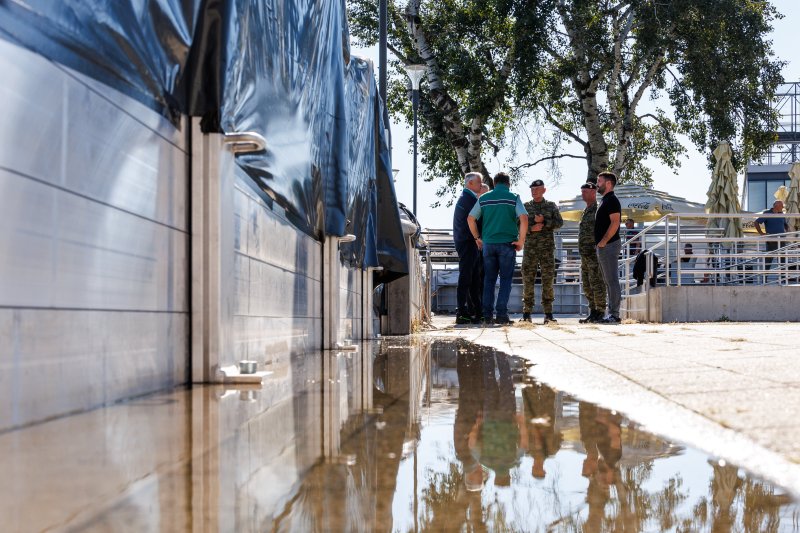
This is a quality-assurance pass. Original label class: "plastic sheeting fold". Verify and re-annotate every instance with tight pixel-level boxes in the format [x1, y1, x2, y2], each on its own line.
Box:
[0, 0, 407, 279]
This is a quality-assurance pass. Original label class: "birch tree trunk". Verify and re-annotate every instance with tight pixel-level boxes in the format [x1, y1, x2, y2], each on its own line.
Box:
[405, 0, 515, 181]
[405, 0, 471, 173]
[577, 80, 610, 181]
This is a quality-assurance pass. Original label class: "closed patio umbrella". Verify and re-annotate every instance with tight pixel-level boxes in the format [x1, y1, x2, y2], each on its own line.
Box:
[705, 142, 743, 240]
[786, 162, 800, 234]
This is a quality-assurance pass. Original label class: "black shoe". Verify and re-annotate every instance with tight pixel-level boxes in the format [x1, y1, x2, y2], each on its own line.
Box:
[521, 312, 532, 322]
[480, 317, 494, 327]
[455, 315, 472, 325]
[495, 316, 514, 325]
[601, 315, 621, 325]
[543, 313, 557, 325]
[579, 310, 600, 324]
[471, 315, 483, 325]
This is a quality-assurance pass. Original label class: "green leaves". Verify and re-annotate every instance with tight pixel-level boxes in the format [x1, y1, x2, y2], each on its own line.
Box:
[347, 0, 784, 199]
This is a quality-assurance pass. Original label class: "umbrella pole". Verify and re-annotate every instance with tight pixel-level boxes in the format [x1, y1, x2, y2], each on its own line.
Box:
[676, 217, 682, 286]
[624, 239, 630, 313]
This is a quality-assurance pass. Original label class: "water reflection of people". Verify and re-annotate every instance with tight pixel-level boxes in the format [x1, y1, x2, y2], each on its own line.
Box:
[477, 352, 528, 486]
[454, 351, 485, 492]
[579, 402, 623, 532]
[456, 349, 527, 489]
[522, 382, 562, 479]
[710, 461, 741, 533]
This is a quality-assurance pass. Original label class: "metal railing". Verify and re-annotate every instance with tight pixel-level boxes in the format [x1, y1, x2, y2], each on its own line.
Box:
[621, 213, 800, 318]
[422, 228, 588, 314]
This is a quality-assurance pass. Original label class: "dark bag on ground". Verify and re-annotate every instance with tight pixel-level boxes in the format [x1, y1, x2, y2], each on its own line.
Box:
[633, 250, 659, 287]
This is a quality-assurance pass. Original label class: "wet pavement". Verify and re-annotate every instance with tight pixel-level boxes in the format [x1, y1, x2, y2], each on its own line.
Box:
[1, 338, 799, 532]
[431, 316, 800, 499]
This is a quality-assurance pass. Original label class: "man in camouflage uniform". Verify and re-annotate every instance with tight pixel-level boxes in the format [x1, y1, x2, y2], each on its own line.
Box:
[521, 179, 563, 324]
[578, 182, 606, 323]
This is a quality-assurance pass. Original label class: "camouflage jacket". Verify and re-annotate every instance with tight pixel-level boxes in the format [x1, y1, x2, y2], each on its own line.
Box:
[579, 201, 598, 252]
[524, 199, 563, 243]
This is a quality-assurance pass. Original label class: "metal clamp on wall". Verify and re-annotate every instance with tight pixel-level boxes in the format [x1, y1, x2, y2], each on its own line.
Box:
[223, 132, 267, 154]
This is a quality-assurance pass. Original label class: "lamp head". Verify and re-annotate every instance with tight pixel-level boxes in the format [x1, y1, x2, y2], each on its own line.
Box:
[403, 64, 427, 90]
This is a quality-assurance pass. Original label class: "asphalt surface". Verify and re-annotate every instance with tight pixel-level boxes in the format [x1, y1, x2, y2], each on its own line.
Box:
[427, 315, 800, 497]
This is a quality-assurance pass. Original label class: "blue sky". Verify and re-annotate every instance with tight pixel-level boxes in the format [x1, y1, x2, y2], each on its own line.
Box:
[354, 0, 800, 229]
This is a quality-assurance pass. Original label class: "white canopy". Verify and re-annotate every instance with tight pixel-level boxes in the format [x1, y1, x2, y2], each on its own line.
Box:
[558, 183, 706, 223]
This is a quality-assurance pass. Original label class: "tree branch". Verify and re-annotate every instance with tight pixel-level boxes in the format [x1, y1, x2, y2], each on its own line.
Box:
[482, 48, 497, 76]
[665, 66, 692, 101]
[538, 104, 588, 147]
[608, 7, 633, 145]
[510, 153, 586, 172]
[639, 113, 672, 131]
[483, 133, 501, 156]
[630, 50, 666, 113]
[387, 43, 411, 65]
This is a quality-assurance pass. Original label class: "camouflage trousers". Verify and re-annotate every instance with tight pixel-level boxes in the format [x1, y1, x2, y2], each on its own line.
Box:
[521, 243, 555, 314]
[580, 246, 606, 312]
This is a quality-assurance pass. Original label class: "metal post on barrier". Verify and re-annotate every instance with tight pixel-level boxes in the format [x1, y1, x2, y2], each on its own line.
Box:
[624, 239, 630, 304]
[665, 217, 670, 286]
[645, 250, 652, 322]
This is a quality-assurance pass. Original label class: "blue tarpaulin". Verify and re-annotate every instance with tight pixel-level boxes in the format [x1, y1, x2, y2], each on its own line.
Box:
[0, 0, 407, 279]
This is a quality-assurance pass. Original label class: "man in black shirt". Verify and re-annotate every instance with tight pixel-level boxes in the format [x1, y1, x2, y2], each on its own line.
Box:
[594, 172, 622, 324]
[624, 219, 641, 256]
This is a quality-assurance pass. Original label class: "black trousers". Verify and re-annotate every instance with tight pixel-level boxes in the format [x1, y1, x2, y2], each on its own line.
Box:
[455, 239, 483, 317]
[765, 240, 781, 267]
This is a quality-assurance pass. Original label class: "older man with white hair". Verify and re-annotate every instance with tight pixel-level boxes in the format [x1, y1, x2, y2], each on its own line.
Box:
[755, 200, 789, 269]
[452, 172, 485, 324]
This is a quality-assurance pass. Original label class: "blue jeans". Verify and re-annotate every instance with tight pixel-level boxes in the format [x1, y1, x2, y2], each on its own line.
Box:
[482, 242, 516, 319]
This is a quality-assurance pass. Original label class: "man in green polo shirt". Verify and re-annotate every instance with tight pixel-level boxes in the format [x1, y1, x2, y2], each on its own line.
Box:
[467, 172, 527, 325]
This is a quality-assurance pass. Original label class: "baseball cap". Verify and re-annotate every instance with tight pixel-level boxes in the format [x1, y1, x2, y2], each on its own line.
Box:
[529, 179, 545, 188]
[581, 182, 597, 190]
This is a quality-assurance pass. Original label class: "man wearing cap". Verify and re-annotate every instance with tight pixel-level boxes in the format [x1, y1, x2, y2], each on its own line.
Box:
[521, 179, 563, 324]
[452, 172, 485, 325]
[467, 172, 527, 325]
[595, 171, 622, 324]
[578, 182, 606, 323]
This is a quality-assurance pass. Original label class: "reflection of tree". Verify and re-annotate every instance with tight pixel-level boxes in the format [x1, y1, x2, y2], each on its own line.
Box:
[740, 477, 791, 533]
[417, 462, 488, 533]
[571, 403, 691, 533]
[570, 463, 686, 533]
[418, 464, 527, 533]
[650, 475, 687, 532]
[683, 463, 792, 533]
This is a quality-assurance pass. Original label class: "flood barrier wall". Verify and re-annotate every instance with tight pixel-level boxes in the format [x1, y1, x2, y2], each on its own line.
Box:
[0, 1, 407, 431]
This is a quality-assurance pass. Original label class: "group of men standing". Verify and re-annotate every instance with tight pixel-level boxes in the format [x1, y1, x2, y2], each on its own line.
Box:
[453, 171, 623, 326]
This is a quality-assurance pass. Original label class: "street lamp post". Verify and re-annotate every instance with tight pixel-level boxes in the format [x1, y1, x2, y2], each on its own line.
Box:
[403, 64, 426, 216]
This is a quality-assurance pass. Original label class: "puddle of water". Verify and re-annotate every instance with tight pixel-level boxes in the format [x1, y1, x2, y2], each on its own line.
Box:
[2, 339, 797, 532]
[275, 339, 800, 532]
